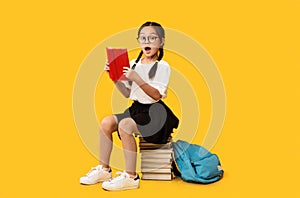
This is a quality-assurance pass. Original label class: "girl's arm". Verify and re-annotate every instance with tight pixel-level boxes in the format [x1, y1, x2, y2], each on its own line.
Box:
[124, 67, 162, 101]
[114, 81, 130, 98]
[139, 83, 162, 101]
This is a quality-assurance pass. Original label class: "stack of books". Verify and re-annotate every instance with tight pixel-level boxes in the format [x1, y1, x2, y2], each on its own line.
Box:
[139, 137, 173, 180]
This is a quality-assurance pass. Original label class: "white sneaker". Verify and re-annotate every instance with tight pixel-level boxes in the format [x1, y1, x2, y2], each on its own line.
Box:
[102, 171, 140, 191]
[80, 165, 112, 185]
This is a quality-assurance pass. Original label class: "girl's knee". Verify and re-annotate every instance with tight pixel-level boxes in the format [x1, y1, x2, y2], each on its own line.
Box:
[118, 118, 136, 136]
[100, 116, 117, 133]
[118, 129, 126, 138]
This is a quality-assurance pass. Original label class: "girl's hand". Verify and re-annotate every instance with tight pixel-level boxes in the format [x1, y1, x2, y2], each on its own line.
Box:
[104, 61, 109, 73]
[123, 67, 135, 81]
[123, 67, 144, 85]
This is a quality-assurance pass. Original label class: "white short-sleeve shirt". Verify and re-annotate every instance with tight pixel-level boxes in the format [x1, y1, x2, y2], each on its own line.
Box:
[124, 59, 171, 104]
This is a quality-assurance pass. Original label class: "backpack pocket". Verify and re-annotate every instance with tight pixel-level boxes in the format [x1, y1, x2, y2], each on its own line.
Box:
[192, 154, 223, 182]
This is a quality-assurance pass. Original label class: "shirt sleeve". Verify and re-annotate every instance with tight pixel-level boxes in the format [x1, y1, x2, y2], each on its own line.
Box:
[149, 62, 171, 98]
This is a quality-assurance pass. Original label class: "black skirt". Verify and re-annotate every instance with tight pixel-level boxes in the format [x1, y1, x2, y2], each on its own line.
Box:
[115, 100, 179, 144]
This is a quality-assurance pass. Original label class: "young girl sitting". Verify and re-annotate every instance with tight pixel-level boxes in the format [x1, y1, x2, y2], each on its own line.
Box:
[80, 21, 179, 191]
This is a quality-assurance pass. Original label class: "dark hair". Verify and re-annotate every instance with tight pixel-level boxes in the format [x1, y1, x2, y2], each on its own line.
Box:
[131, 21, 165, 80]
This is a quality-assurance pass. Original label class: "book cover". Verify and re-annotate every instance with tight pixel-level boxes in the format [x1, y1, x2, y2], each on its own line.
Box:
[140, 148, 173, 154]
[106, 47, 130, 81]
[141, 158, 172, 164]
[141, 168, 172, 173]
[141, 153, 172, 159]
[141, 173, 173, 180]
[141, 162, 172, 169]
[139, 137, 172, 143]
[139, 143, 172, 149]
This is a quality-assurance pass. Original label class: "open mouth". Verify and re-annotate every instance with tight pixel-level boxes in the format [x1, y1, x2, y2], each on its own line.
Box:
[144, 47, 151, 53]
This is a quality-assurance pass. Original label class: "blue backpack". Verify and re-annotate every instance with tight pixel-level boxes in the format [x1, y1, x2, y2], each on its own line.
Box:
[172, 140, 224, 184]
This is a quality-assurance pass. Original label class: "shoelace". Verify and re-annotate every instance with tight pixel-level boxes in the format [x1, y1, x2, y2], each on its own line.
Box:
[85, 166, 101, 177]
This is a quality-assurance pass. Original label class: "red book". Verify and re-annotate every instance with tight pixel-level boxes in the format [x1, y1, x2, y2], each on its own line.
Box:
[106, 47, 130, 81]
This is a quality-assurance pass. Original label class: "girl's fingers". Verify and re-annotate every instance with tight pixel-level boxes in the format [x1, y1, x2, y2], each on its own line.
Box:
[123, 67, 130, 73]
[104, 60, 109, 71]
[104, 60, 109, 69]
[104, 65, 110, 73]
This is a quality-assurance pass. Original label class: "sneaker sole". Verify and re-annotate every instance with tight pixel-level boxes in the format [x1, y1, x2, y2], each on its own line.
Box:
[80, 177, 112, 185]
[102, 185, 139, 191]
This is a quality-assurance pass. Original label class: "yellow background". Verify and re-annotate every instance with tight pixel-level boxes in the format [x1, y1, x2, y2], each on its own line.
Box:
[1, 0, 299, 197]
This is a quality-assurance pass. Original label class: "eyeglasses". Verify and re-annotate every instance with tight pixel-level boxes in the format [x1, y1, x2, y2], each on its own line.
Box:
[137, 36, 159, 44]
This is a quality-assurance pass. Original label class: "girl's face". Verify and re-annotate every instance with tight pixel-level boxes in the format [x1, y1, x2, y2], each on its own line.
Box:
[138, 26, 164, 59]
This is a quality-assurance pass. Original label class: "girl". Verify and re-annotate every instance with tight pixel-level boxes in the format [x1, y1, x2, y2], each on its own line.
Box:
[80, 21, 179, 191]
